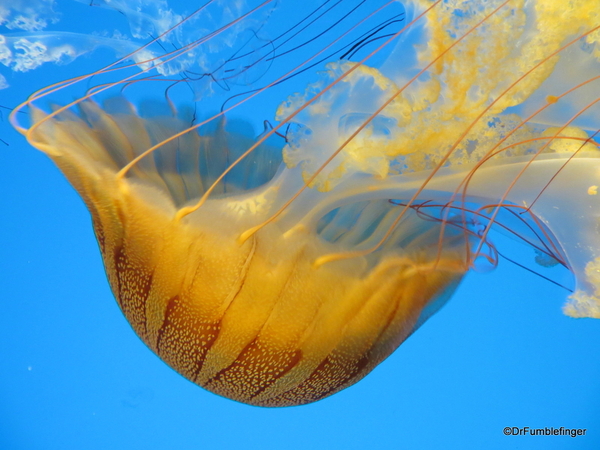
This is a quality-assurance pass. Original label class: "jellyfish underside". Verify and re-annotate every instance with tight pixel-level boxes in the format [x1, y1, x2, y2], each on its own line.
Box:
[15, 0, 600, 406]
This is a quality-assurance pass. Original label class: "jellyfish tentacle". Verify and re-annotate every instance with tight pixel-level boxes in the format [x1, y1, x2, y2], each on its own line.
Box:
[448, 69, 600, 269]
[408, 21, 600, 271]
[176, 1, 441, 222]
[463, 74, 600, 264]
[525, 128, 600, 211]
[12, 1, 275, 145]
[99, 1, 403, 214]
[239, 0, 499, 247]
[302, 0, 513, 268]
[471, 96, 600, 270]
[10, 0, 219, 131]
[436, 26, 600, 270]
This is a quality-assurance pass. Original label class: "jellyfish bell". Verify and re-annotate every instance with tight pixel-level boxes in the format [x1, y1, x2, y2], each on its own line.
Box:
[20, 94, 470, 406]
[10, 0, 600, 406]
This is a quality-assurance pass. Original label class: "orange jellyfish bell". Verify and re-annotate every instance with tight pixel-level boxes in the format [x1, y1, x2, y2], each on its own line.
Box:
[20, 96, 469, 406]
[11, 0, 600, 407]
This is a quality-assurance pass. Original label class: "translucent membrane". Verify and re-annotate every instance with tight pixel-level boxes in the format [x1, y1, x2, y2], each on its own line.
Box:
[11, 0, 600, 406]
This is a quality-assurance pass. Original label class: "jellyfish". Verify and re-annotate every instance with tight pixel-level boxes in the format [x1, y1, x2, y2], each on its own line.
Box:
[8, 0, 600, 407]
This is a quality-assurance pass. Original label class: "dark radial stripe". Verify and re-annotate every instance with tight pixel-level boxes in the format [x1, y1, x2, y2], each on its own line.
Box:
[187, 236, 259, 382]
[190, 322, 221, 383]
[259, 351, 371, 407]
[260, 291, 405, 406]
[137, 271, 154, 338]
[201, 252, 307, 401]
[250, 348, 303, 399]
[204, 339, 303, 402]
[313, 353, 370, 401]
[155, 295, 178, 353]
[112, 244, 125, 310]
[112, 244, 154, 340]
[154, 294, 221, 383]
